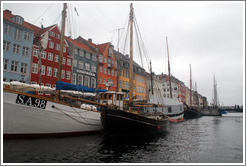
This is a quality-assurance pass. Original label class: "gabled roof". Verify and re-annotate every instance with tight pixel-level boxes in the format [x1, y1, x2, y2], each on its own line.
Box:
[96, 42, 110, 55]
[3, 9, 34, 31]
[65, 36, 96, 53]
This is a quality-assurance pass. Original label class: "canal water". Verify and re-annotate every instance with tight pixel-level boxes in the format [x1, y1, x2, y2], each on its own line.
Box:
[3, 113, 244, 163]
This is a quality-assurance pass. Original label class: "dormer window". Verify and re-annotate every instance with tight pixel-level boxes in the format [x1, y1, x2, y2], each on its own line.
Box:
[15, 16, 23, 25]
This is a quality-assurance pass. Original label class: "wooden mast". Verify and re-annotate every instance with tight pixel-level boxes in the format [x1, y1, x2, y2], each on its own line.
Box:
[56, 3, 67, 101]
[190, 64, 192, 106]
[150, 61, 154, 95]
[129, 3, 134, 110]
[115, 28, 123, 92]
[166, 36, 172, 99]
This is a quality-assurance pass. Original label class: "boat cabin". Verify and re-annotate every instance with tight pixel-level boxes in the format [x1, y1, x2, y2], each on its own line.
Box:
[99, 91, 124, 110]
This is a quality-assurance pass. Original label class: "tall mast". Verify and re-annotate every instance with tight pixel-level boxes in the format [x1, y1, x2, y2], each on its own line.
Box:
[166, 37, 172, 99]
[56, 3, 67, 101]
[129, 3, 134, 109]
[190, 64, 192, 106]
[115, 28, 123, 92]
[150, 61, 154, 95]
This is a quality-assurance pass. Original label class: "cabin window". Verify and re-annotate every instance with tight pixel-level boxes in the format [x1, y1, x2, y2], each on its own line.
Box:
[168, 107, 172, 113]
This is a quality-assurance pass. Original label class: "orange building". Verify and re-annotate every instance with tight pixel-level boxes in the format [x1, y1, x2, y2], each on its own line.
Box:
[96, 43, 117, 91]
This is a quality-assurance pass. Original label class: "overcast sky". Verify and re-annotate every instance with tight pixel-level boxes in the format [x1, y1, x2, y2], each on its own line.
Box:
[2, 1, 244, 106]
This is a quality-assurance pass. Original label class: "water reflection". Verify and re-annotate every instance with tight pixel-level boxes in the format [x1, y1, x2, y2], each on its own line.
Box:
[98, 132, 167, 163]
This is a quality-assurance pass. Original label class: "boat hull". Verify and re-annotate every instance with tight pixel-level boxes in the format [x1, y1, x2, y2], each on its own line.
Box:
[100, 107, 169, 135]
[184, 107, 202, 119]
[3, 91, 103, 138]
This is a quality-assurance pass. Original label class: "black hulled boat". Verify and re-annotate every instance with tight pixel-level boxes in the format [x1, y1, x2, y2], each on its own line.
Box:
[100, 106, 169, 135]
[99, 3, 169, 135]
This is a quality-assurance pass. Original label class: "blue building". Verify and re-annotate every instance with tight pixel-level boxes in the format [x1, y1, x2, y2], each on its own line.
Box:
[66, 36, 98, 88]
[3, 9, 34, 83]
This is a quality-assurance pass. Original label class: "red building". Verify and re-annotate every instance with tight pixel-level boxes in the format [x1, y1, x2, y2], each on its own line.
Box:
[96, 43, 117, 91]
[29, 24, 72, 95]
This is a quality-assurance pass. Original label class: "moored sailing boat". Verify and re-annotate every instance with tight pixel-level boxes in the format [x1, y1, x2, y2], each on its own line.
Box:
[100, 3, 169, 135]
[147, 37, 184, 123]
[3, 3, 104, 138]
[183, 64, 202, 119]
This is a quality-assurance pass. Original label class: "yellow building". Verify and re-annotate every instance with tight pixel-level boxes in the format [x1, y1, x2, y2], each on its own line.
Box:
[115, 52, 147, 100]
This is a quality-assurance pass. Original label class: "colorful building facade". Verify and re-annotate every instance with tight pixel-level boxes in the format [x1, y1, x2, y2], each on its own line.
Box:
[3, 9, 34, 83]
[29, 24, 72, 89]
[66, 36, 98, 88]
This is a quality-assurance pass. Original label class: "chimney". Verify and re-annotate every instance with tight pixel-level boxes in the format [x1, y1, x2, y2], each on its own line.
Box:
[5, 9, 12, 14]
[41, 24, 44, 29]
[88, 38, 92, 43]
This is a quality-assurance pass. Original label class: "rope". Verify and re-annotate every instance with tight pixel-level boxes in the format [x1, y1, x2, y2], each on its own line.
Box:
[51, 105, 101, 126]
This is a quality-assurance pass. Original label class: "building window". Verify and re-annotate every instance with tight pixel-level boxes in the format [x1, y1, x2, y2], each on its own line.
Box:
[86, 53, 90, 59]
[13, 44, 20, 54]
[32, 63, 38, 73]
[112, 70, 114, 77]
[84, 76, 90, 87]
[92, 55, 97, 61]
[41, 51, 46, 59]
[47, 66, 52, 76]
[20, 63, 28, 74]
[72, 73, 76, 84]
[48, 53, 53, 61]
[15, 28, 21, 41]
[56, 34, 60, 39]
[50, 31, 55, 37]
[4, 24, 12, 34]
[119, 80, 121, 88]
[15, 16, 23, 24]
[62, 57, 66, 64]
[104, 78, 107, 84]
[22, 47, 29, 56]
[91, 77, 96, 88]
[24, 31, 30, 40]
[41, 65, 45, 75]
[104, 67, 107, 74]
[99, 66, 103, 73]
[66, 71, 71, 80]
[33, 48, 38, 56]
[91, 65, 96, 73]
[73, 59, 77, 67]
[56, 44, 60, 50]
[78, 74, 83, 85]
[85, 63, 90, 71]
[104, 57, 107, 63]
[67, 58, 71, 66]
[99, 77, 102, 84]
[49, 41, 54, 48]
[3, 41, 10, 51]
[108, 69, 110, 75]
[78, 61, 83, 69]
[115, 71, 117, 77]
[54, 68, 58, 77]
[61, 70, 65, 79]
[3, 59, 8, 70]
[73, 48, 78, 55]
[63, 46, 66, 53]
[79, 50, 84, 57]
[55, 55, 59, 62]
[115, 81, 117, 87]
[112, 60, 114, 66]
[11, 61, 18, 72]
[99, 55, 103, 62]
